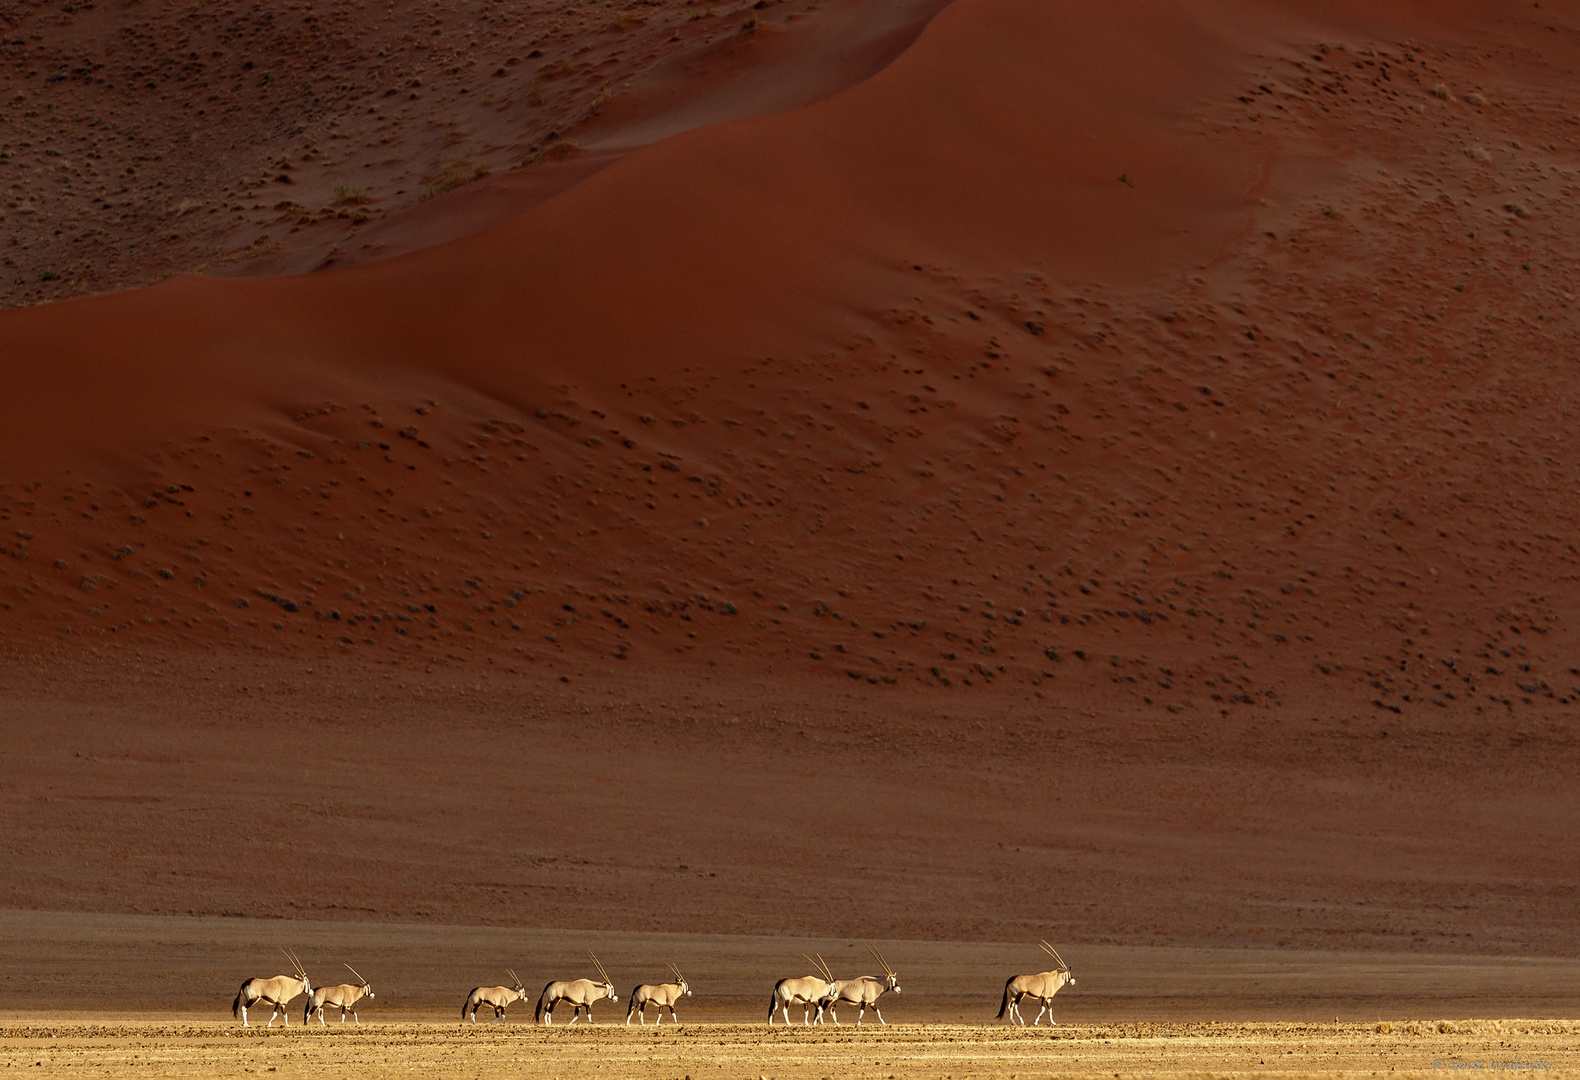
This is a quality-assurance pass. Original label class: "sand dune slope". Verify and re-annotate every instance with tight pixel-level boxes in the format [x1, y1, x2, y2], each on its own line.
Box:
[2, 1, 1578, 719]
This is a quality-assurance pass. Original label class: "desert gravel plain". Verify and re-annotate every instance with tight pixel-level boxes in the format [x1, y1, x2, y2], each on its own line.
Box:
[1, 1020, 1575, 1080]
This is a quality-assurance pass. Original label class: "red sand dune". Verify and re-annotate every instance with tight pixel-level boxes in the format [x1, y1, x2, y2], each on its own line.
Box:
[0, 0, 1577, 953]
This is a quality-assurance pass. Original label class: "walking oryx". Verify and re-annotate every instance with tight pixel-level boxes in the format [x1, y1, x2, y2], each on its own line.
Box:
[461, 969, 528, 1024]
[535, 953, 618, 1024]
[996, 940, 1075, 1025]
[306, 963, 375, 1025]
[626, 964, 691, 1025]
[817, 946, 901, 1025]
[767, 954, 837, 1026]
[232, 948, 312, 1027]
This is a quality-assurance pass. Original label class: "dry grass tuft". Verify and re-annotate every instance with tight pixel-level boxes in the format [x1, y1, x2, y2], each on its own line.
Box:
[420, 159, 490, 200]
[1465, 90, 1488, 107]
[1465, 144, 1492, 162]
[1431, 82, 1455, 101]
[521, 140, 578, 169]
[333, 183, 371, 205]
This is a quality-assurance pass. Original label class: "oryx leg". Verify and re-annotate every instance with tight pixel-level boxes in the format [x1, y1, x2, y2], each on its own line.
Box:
[872, 1004, 887, 1025]
[856, 1001, 866, 1026]
[667, 1003, 680, 1026]
[351, 1009, 360, 1026]
[1007, 994, 1023, 1025]
[1032, 998, 1048, 1025]
[779, 1001, 791, 1025]
[239, 1003, 249, 1027]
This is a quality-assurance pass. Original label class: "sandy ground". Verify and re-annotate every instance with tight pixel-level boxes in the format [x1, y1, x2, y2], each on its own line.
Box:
[1, 912, 1576, 1077]
[2, 654, 1575, 954]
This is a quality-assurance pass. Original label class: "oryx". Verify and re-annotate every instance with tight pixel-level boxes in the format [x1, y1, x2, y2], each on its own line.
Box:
[306, 963, 375, 1025]
[767, 954, 836, 1026]
[627, 964, 691, 1025]
[996, 940, 1075, 1025]
[461, 969, 528, 1024]
[233, 948, 312, 1027]
[535, 953, 617, 1024]
[817, 946, 901, 1025]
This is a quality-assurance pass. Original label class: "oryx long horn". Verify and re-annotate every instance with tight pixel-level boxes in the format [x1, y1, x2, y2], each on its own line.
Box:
[868, 944, 894, 977]
[282, 947, 306, 978]
[1040, 940, 1068, 969]
[815, 953, 835, 983]
[507, 967, 520, 985]
[589, 952, 611, 984]
[807, 953, 826, 982]
[669, 962, 683, 982]
[343, 962, 368, 986]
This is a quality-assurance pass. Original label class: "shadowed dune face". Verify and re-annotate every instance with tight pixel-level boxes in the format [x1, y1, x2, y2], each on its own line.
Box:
[0, 0, 1578, 951]
[0, 0, 949, 304]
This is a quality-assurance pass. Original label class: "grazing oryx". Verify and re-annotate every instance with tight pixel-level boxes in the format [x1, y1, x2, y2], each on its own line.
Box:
[306, 963, 376, 1025]
[996, 940, 1075, 1025]
[461, 969, 528, 1024]
[233, 948, 312, 1028]
[536, 953, 618, 1024]
[767, 954, 837, 1026]
[817, 946, 901, 1026]
[626, 964, 691, 1026]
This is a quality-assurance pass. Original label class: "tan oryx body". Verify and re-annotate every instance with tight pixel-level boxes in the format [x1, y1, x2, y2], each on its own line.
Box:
[536, 953, 617, 1024]
[626, 964, 691, 1025]
[232, 948, 311, 1027]
[461, 969, 527, 1024]
[767, 954, 836, 1026]
[306, 963, 375, 1025]
[817, 947, 901, 1025]
[996, 940, 1075, 1025]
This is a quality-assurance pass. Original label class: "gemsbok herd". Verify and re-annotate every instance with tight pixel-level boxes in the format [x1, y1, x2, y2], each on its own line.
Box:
[230, 941, 1075, 1028]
